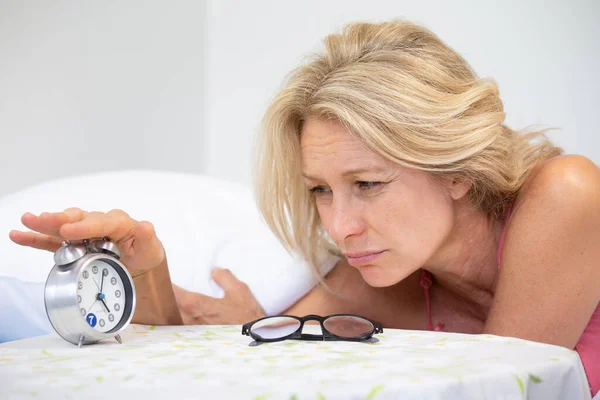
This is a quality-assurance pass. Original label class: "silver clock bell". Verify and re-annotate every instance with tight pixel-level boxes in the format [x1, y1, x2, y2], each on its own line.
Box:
[44, 237, 136, 348]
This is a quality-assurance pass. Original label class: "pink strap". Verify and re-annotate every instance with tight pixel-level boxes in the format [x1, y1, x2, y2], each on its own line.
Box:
[420, 270, 445, 331]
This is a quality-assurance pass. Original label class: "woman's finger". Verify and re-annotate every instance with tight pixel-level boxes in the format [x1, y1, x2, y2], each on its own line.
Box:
[59, 210, 137, 241]
[62, 207, 88, 222]
[210, 268, 248, 295]
[21, 208, 87, 237]
[21, 212, 66, 237]
[8, 230, 65, 252]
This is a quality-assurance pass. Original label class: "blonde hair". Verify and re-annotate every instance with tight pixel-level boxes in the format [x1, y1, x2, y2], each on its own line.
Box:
[254, 20, 562, 271]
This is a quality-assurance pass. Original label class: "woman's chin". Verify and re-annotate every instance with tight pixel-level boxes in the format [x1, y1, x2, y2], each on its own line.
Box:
[357, 264, 398, 287]
[357, 263, 416, 287]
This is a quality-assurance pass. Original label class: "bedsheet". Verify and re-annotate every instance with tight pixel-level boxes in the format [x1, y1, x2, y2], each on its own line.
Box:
[0, 324, 591, 399]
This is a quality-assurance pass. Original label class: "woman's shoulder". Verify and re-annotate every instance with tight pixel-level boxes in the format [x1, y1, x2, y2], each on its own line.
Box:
[484, 154, 600, 348]
[503, 153, 600, 270]
[515, 154, 600, 217]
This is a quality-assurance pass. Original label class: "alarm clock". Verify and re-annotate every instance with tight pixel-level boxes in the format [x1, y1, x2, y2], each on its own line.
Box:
[44, 237, 136, 348]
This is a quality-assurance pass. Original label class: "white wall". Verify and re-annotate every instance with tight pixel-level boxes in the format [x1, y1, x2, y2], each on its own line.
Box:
[0, 0, 207, 197]
[204, 0, 600, 185]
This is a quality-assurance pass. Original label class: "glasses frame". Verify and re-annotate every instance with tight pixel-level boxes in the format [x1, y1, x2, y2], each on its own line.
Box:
[241, 314, 383, 343]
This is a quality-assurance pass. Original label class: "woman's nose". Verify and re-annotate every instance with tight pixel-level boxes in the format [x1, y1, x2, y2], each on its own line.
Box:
[326, 198, 366, 243]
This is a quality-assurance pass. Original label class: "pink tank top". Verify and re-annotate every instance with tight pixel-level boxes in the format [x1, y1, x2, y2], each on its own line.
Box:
[420, 204, 600, 395]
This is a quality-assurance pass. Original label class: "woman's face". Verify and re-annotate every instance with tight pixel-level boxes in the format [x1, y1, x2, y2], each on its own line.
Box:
[300, 118, 458, 287]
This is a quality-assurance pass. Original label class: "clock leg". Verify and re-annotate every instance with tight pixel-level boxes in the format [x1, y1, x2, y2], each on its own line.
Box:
[115, 334, 122, 344]
[77, 334, 85, 349]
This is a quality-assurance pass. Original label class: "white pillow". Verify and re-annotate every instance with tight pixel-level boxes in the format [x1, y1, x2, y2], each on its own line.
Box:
[0, 170, 338, 317]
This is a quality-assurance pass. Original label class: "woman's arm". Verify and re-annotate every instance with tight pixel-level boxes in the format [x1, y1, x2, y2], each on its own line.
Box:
[173, 260, 423, 328]
[131, 256, 183, 325]
[10, 208, 184, 326]
[283, 260, 423, 329]
[484, 155, 600, 348]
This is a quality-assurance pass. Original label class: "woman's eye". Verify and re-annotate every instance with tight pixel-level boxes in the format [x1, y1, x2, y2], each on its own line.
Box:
[356, 181, 382, 190]
[309, 186, 331, 195]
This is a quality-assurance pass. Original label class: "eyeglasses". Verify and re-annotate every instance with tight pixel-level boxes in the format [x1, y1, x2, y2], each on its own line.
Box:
[241, 314, 383, 345]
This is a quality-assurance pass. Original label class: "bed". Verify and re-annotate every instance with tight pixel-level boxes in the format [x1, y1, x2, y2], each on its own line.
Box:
[0, 324, 592, 399]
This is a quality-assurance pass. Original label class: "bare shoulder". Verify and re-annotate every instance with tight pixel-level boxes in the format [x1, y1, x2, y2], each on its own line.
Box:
[485, 154, 600, 347]
[518, 154, 600, 212]
[508, 154, 600, 273]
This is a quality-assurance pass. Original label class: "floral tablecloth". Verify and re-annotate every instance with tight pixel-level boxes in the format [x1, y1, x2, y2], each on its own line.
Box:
[0, 324, 591, 399]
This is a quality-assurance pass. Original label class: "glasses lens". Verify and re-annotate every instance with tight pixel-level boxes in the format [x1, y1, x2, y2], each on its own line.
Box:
[323, 316, 374, 338]
[250, 317, 301, 340]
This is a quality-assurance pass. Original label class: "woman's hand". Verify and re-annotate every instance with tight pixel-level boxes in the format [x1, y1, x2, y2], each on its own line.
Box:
[9, 208, 165, 277]
[173, 268, 266, 325]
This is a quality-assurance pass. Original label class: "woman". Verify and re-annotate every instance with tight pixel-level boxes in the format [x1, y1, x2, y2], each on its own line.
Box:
[253, 20, 600, 393]
[10, 20, 599, 393]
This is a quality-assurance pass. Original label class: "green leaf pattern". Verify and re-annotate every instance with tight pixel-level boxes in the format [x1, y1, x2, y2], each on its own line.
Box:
[0, 324, 590, 399]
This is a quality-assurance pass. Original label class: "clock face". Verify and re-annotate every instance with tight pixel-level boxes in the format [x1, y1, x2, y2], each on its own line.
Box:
[77, 260, 127, 333]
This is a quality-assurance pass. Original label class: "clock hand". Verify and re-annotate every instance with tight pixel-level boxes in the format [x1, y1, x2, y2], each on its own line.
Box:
[100, 272, 105, 293]
[100, 297, 111, 313]
[92, 278, 101, 292]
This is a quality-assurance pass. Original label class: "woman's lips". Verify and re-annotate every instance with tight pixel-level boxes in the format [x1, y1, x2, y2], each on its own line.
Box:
[344, 250, 387, 267]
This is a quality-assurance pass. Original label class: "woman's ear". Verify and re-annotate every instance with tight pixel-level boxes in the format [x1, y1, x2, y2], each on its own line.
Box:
[448, 178, 472, 200]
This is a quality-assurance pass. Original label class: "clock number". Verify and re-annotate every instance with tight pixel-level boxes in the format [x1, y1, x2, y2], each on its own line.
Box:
[87, 313, 97, 327]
